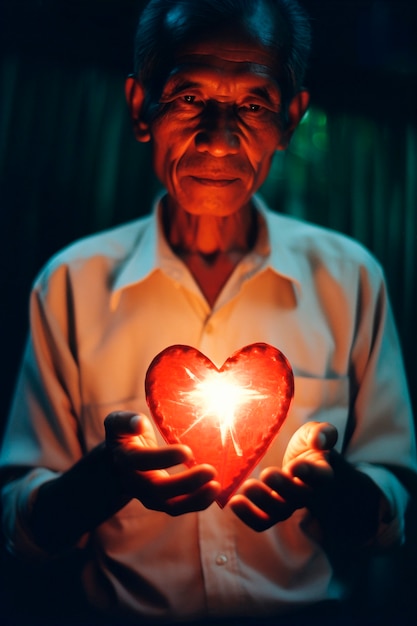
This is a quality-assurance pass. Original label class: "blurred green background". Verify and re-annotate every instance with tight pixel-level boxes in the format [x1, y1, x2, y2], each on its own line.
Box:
[0, 0, 416, 621]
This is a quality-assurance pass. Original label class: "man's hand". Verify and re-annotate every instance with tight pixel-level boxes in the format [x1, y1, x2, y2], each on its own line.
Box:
[229, 421, 337, 531]
[31, 410, 220, 554]
[105, 411, 221, 515]
[230, 421, 384, 546]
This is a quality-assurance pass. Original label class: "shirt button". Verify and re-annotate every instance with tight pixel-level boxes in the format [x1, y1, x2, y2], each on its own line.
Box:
[215, 554, 228, 566]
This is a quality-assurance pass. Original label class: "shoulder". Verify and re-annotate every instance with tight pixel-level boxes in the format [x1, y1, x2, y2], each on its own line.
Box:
[33, 215, 152, 291]
[265, 208, 384, 283]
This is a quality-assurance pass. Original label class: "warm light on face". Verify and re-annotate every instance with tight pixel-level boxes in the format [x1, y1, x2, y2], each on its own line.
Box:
[147, 37, 285, 219]
[145, 343, 294, 506]
[180, 367, 269, 455]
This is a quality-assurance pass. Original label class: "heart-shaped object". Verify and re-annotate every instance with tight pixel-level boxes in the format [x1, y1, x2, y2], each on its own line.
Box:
[145, 343, 294, 507]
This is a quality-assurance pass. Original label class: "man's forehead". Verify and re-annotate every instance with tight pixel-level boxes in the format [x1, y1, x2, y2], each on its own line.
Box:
[178, 35, 280, 69]
[162, 37, 283, 96]
[163, 60, 281, 98]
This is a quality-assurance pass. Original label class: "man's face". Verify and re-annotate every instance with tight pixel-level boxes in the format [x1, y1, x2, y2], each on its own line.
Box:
[136, 33, 304, 217]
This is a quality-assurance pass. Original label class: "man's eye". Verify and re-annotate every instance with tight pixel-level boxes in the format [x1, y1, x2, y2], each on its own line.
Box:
[248, 104, 261, 112]
[239, 103, 263, 113]
[183, 95, 196, 103]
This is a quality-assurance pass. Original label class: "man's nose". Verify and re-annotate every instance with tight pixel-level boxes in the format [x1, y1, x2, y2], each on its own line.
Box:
[195, 105, 240, 156]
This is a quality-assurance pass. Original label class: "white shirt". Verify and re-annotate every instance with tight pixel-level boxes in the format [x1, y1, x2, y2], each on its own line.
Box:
[1, 195, 415, 622]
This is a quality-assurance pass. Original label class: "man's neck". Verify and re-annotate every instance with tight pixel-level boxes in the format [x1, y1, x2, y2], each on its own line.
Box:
[162, 197, 256, 256]
[162, 197, 258, 306]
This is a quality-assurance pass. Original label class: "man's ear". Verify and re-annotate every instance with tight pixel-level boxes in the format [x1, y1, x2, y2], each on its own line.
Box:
[277, 89, 310, 151]
[125, 75, 151, 143]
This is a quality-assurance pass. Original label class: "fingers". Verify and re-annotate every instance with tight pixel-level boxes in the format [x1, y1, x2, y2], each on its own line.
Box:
[103, 411, 221, 514]
[105, 411, 193, 468]
[139, 467, 221, 515]
[229, 472, 305, 532]
[291, 448, 344, 491]
[149, 464, 218, 500]
[158, 479, 222, 516]
[230, 494, 276, 532]
[230, 422, 340, 532]
[261, 468, 310, 507]
[229, 488, 293, 532]
[290, 460, 334, 493]
[126, 442, 194, 471]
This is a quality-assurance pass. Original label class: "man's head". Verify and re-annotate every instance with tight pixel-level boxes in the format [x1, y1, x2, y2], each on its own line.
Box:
[126, 0, 310, 217]
[133, 0, 311, 123]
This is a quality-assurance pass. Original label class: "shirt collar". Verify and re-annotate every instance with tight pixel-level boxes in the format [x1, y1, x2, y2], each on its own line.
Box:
[110, 194, 165, 309]
[252, 195, 303, 293]
[111, 193, 302, 305]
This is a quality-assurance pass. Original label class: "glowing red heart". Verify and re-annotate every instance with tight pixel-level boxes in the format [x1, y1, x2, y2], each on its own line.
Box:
[145, 343, 294, 507]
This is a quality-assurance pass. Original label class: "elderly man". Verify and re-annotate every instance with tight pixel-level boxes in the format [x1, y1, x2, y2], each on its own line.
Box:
[1, 0, 415, 624]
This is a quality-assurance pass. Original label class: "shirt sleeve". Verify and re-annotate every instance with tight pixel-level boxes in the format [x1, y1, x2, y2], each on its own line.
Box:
[1, 469, 60, 558]
[0, 264, 86, 557]
[355, 463, 410, 547]
[342, 264, 417, 547]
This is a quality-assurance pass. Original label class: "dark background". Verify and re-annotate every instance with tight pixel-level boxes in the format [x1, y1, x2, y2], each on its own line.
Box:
[0, 0, 416, 623]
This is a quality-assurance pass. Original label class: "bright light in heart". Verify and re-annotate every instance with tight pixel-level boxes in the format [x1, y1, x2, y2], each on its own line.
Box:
[179, 367, 268, 456]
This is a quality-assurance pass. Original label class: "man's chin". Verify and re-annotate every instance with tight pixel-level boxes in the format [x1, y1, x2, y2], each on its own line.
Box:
[175, 180, 250, 217]
[178, 200, 246, 218]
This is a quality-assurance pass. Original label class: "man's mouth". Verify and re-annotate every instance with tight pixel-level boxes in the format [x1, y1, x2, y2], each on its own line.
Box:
[189, 176, 239, 187]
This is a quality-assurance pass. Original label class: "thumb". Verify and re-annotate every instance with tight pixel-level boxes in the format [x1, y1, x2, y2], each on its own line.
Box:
[313, 423, 338, 451]
[104, 411, 157, 448]
[131, 413, 160, 448]
[283, 421, 338, 466]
